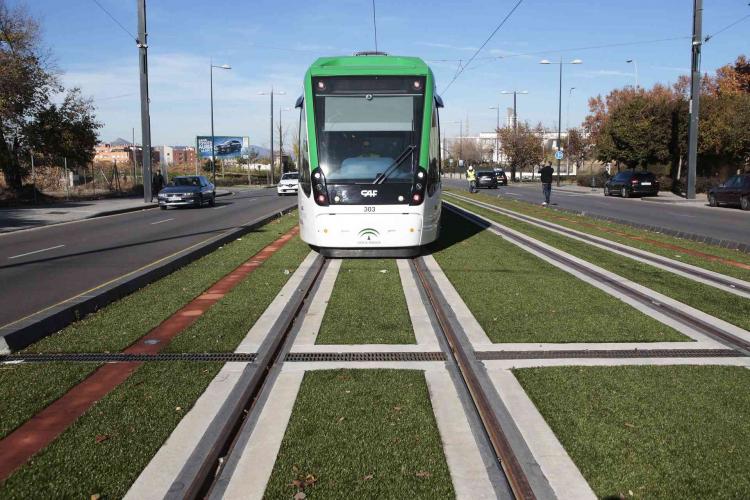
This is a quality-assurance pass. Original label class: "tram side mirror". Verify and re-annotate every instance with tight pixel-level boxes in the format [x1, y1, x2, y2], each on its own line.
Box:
[295, 95, 304, 109]
[434, 95, 444, 108]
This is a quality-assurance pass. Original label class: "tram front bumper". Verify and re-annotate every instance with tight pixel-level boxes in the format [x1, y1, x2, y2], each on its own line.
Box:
[313, 212, 424, 249]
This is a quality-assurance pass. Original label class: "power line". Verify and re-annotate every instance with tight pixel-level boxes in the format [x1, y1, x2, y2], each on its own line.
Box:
[440, 0, 524, 94]
[704, 13, 750, 42]
[90, 0, 137, 42]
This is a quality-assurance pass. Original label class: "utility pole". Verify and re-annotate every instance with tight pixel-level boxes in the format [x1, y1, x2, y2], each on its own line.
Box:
[556, 56, 563, 187]
[137, 0, 152, 203]
[489, 105, 500, 164]
[686, 0, 702, 199]
[131, 127, 137, 183]
[259, 89, 286, 184]
[501, 90, 529, 180]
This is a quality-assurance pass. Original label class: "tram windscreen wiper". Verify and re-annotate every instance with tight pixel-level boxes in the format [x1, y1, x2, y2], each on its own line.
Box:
[372, 145, 416, 185]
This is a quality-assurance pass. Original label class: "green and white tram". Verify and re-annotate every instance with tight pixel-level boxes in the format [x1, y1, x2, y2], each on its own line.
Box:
[295, 52, 443, 257]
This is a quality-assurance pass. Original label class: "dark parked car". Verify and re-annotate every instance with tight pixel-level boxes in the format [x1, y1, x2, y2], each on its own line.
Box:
[158, 175, 215, 209]
[708, 174, 750, 210]
[493, 168, 508, 186]
[476, 170, 498, 189]
[604, 170, 659, 197]
[215, 139, 242, 155]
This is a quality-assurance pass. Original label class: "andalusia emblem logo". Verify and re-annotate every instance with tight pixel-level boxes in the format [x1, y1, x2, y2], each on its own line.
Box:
[357, 228, 380, 243]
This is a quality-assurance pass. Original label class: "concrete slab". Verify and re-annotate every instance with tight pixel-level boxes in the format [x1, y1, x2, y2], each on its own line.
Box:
[281, 361, 447, 372]
[473, 340, 726, 352]
[289, 344, 441, 353]
[425, 369, 497, 499]
[397, 259, 441, 346]
[125, 362, 248, 500]
[487, 369, 596, 499]
[235, 251, 318, 353]
[421, 254, 493, 346]
[219, 370, 305, 500]
[294, 258, 341, 346]
[484, 357, 750, 370]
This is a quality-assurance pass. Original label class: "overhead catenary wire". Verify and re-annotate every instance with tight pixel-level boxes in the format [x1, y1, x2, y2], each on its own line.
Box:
[90, 0, 137, 42]
[440, 0, 524, 94]
[372, 0, 379, 53]
[704, 13, 750, 42]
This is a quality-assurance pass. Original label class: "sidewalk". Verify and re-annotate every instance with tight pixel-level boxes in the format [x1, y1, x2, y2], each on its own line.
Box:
[0, 190, 232, 233]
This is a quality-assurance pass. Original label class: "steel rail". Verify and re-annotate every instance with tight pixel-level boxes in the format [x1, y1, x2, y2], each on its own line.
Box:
[412, 257, 536, 500]
[446, 202, 750, 356]
[165, 255, 327, 500]
[446, 192, 750, 297]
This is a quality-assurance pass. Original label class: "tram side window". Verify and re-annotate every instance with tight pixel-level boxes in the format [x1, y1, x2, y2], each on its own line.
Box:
[427, 106, 441, 196]
[299, 105, 311, 197]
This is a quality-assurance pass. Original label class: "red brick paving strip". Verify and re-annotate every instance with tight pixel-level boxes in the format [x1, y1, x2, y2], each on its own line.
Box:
[0, 226, 299, 482]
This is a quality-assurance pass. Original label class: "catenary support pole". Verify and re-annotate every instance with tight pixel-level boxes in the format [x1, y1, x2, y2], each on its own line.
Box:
[137, 0, 152, 203]
[556, 57, 563, 187]
[686, 0, 702, 200]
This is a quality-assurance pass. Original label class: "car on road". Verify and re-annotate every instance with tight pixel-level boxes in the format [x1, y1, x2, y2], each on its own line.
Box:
[215, 139, 243, 155]
[277, 172, 299, 196]
[493, 168, 508, 186]
[476, 170, 498, 189]
[158, 175, 216, 209]
[708, 174, 750, 210]
[604, 170, 659, 198]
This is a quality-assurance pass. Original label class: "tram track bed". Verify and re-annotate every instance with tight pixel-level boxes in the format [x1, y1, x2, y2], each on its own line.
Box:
[513, 365, 750, 499]
[445, 188, 750, 280]
[432, 209, 688, 344]
[444, 196, 750, 335]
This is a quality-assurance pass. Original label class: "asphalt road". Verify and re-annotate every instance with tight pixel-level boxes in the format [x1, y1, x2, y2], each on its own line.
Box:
[443, 178, 750, 246]
[0, 189, 297, 329]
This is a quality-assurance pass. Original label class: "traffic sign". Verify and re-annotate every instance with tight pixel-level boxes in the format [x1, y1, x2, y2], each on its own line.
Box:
[555, 150, 564, 160]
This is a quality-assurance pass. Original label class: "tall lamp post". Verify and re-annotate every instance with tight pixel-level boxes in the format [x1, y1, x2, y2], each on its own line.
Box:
[626, 59, 639, 88]
[258, 88, 286, 183]
[540, 57, 582, 186]
[210, 61, 231, 185]
[279, 106, 292, 175]
[501, 90, 528, 182]
[489, 106, 500, 164]
[566, 87, 575, 175]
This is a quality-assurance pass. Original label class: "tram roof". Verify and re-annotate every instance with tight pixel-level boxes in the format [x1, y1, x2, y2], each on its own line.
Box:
[308, 55, 431, 77]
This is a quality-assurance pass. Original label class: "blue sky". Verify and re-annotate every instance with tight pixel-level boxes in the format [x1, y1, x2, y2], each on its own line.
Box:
[18, 0, 750, 147]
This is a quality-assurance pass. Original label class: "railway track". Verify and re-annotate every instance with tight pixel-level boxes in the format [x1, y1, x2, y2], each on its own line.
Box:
[445, 192, 750, 299]
[445, 201, 750, 356]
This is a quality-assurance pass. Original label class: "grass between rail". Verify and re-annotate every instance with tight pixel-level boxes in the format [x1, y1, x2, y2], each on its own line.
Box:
[446, 188, 750, 282]
[316, 259, 415, 344]
[265, 369, 454, 498]
[0, 361, 222, 499]
[446, 197, 750, 332]
[25, 212, 299, 354]
[0, 363, 96, 440]
[431, 210, 686, 343]
[514, 365, 750, 499]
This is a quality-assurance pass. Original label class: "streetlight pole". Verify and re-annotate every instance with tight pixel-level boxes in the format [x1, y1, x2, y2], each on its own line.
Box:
[540, 58, 582, 186]
[686, 0, 702, 200]
[210, 61, 231, 186]
[279, 107, 292, 175]
[136, 0, 152, 203]
[259, 88, 286, 184]
[626, 59, 639, 88]
[566, 87, 575, 175]
[501, 90, 528, 181]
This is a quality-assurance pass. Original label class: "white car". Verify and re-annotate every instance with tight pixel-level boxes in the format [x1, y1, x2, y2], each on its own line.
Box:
[277, 172, 299, 195]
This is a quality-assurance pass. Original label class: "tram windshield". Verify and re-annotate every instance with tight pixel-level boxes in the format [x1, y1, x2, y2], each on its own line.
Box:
[314, 93, 424, 184]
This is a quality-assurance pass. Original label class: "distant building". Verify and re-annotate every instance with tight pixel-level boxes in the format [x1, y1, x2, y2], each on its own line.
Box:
[172, 146, 196, 166]
[94, 143, 131, 164]
[156, 145, 174, 167]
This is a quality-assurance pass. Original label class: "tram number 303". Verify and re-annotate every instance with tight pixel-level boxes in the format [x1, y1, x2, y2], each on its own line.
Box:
[364, 206, 376, 213]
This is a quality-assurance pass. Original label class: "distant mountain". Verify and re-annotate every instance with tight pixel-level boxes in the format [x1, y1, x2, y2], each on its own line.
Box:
[110, 137, 133, 147]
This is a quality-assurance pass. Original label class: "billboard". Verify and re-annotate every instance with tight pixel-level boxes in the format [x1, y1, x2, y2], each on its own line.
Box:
[196, 136, 251, 159]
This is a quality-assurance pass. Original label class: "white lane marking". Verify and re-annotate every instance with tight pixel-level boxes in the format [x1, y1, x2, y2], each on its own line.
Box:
[150, 218, 174, 225]
[8, 244, 65, 260]
[212, 205, 228, 210]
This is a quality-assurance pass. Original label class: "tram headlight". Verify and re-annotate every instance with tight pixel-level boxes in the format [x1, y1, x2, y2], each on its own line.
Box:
[412, 193, 421, 203]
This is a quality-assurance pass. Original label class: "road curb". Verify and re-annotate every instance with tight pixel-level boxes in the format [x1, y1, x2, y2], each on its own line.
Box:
[0, 205, 296, 353]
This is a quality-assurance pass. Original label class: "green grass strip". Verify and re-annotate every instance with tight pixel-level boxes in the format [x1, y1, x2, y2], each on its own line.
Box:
[432, 210, 686, 343]
[514, 365, 750, 499]
[26, 212, 299, 354]
[447, 197, 750, 332]
[0, 361, 222, 499]
[0, 363, 96, 440]
[265, 369, 454, 498]
[446, 188, 750, 282]
[166, 237, 310, 352]
[316, 259, 415, 344]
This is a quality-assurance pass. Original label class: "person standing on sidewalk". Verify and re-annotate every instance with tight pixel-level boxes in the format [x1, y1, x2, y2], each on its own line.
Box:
[539, 162, 554, 206]
[151, 169, 165, 201]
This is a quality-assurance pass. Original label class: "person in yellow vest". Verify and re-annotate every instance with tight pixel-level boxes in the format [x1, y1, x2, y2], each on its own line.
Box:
[466, 165, 477, 193]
